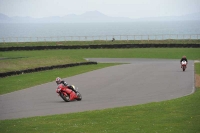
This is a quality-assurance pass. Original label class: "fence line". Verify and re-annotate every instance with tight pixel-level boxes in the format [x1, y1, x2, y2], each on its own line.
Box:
[0, 34, 200, 43]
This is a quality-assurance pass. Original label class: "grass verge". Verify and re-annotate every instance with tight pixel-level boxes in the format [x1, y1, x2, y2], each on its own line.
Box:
[0, 39, 200, 47]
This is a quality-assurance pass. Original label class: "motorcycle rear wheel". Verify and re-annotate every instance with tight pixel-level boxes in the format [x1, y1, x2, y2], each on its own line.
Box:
[182, 66, 186, 71]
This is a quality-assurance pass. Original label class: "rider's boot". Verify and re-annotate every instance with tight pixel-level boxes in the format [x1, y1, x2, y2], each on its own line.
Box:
[73, 89, 78, 94]
[69, 86, 78, 93]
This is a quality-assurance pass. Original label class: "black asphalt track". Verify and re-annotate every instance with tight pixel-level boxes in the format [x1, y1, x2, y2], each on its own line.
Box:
[0, 58, 195, 120]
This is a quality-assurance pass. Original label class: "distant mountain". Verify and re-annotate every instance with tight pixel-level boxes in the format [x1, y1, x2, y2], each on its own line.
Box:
[0, 11, 200, 23]
[0, 11, 133, 23]
[61, 11, 133, 23]
[0, 13, 11, 22]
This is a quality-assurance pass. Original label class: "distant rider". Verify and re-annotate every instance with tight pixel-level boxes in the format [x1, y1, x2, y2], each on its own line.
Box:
[56, 77, 77, 93]
[180, 56, 188, 68]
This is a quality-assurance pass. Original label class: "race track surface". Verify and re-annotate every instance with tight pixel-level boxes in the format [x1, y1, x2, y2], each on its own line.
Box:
[0, 58, 195, 120]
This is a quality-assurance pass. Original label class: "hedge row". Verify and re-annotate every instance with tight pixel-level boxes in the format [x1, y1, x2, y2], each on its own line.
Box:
[1, 43, 200, 51]
[0, 62, 97, 78]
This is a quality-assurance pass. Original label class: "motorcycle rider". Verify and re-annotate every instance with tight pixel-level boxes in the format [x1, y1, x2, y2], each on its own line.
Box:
[180, 56, 188, 68]
[56, 77, 78, 93]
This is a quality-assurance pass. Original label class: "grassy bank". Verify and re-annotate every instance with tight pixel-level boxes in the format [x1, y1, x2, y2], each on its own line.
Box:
[0, 39, 200, 47]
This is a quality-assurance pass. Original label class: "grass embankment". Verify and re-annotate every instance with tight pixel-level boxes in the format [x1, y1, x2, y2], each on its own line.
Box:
[0, 48, 200, 132]
[0, 39, 200, 47]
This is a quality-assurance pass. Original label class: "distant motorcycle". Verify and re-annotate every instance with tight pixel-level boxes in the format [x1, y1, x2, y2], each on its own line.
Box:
[181, 61, 187, 71]
[56, 84, 82, 102]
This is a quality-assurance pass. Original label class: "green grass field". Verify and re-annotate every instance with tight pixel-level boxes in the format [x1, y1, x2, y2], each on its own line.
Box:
[0, 48, 200, 133]
[0, 39, 200, 47]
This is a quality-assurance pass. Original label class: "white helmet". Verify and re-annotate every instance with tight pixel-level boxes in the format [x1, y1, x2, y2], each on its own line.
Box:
[56, 77, 61, 84]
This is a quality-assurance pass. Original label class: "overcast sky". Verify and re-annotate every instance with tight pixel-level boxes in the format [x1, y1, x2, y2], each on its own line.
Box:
[0, 0, 200, 19]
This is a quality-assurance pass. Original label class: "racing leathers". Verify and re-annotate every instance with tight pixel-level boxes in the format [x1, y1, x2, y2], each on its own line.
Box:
[58, 80, 77, 93]
[180, 58, 188, 68]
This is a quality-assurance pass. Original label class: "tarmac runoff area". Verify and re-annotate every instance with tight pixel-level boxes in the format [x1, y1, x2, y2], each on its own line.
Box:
[0, 58, 195, 120]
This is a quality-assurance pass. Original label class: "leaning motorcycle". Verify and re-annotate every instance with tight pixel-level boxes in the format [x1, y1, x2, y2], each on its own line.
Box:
[56, 84, 82, 102]
[181, 61, 187, 71]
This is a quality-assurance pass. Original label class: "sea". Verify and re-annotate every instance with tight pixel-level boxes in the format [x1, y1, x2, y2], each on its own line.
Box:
[0, 21, 200, 42]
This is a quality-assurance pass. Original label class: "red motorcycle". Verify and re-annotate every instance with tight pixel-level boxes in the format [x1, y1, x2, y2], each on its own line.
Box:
[181, 61, 187, 71]
[56, 84, 82, 102]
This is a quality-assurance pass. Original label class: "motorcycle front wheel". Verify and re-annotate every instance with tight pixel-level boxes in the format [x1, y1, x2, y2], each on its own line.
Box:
[76, 91, 82, 101]
[60, 92, 70, 102]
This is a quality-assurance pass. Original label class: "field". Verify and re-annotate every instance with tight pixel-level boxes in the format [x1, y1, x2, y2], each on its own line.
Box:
[0, 48, 200, 132]
[0, 39, 200, 47]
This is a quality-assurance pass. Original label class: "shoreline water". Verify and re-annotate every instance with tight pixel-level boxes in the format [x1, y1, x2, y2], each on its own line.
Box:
[1, 21, 200, 36]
